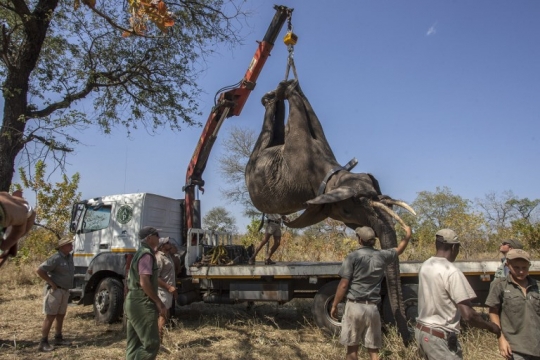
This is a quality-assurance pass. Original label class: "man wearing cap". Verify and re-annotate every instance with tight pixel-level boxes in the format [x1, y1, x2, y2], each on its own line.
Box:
[36, 236, 75, 352]
[125, 226, 168, 360]
[486, 249, 540, 360]
[330, 225, 412, 360]
[494, 239, 524, 279]
[415, 229, 500, 360]
[156, 237, 177, 343]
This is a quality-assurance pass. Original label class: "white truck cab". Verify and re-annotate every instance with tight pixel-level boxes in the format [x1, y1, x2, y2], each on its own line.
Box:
[70, 193, 184, 322]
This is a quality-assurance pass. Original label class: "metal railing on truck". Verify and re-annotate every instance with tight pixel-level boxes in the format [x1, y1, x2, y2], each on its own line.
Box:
[185, 228, 233, 275]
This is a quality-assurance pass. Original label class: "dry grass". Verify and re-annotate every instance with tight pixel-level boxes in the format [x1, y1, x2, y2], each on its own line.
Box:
[0, 262, 502, 360]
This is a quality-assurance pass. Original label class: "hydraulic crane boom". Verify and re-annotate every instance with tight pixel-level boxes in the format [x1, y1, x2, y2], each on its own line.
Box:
[183, 5, 293, 234]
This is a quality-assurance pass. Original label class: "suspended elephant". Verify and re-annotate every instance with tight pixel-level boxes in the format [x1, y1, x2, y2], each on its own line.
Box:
[245, 79, 415, 343]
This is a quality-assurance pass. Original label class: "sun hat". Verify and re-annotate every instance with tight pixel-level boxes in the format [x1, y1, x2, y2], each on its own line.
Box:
[56, 236, 74, 249]
[158, 237, 170, 248]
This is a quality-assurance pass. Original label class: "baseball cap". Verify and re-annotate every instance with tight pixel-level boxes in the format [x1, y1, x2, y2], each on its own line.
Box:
[138, 226, 160, 240]
[502, 239, 523, 249]
[435, 229, 460, 244]
[158, 237, 170, 248]
[355, 226, 376, 241]
[506, 249, 530, 262]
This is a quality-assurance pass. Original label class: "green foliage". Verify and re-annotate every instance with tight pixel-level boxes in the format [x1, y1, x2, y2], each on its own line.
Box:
[511, 219, 540, 252]
[477, 191, 540, 256]
[400, 187, 493, 260]
[13, 160, 81, 263]
[0, 1, 247, 190]
[202, 206, 237, 233]
[239, 217, 264, 247]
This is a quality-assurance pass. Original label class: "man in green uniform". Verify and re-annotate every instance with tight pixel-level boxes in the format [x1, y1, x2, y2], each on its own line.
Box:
[125, 226, 168, 360]
[486, 249, 540, 360]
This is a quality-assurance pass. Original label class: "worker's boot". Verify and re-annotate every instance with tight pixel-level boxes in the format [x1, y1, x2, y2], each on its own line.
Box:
[38, 338, 54, 352]
[53, 334, 72, 346]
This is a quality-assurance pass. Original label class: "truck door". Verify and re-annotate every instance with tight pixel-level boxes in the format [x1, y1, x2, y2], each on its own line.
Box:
[72, 200, 114, 268]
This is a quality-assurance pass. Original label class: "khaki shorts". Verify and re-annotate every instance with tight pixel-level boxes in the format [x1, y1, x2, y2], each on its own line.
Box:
[265, 222, 281, 236]
[340, 301, 382, 349]
[158, 288, 174, 309]
[43, 287, 70, 315]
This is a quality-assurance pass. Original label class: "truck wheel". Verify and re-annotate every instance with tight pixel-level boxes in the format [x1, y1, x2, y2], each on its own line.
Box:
[382, 284, 418, 327]
[312, 280, 343, 337]
[94, 277, 124, 324]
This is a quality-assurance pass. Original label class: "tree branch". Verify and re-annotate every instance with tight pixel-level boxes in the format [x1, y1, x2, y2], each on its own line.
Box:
[26, 134, 74, 152]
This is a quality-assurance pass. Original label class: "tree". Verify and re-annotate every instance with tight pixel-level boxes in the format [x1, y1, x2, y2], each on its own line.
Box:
[476, 191, 540, 245]
[203, 206, 236, 233]
[218, 125, 259, 217]
[14, 160, 81, 261]
[401, 187, 489, 259]
[0, 1, 246, 191]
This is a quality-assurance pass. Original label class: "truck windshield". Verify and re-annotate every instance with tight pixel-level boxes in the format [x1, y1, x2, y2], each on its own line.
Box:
[82, 205, 112, 233]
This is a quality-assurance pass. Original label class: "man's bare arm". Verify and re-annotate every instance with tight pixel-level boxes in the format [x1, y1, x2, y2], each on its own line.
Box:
[395, 225, 412, 256]
[330, 278, 349, 319]
[458, 300, 500, 336]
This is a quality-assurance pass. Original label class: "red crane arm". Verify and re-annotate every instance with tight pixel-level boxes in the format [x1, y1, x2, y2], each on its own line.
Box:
[183, 5, 293, 231]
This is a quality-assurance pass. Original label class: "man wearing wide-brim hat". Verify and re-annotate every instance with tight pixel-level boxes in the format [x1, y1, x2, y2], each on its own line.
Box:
[35, 236, 75, 352]
[486, 249, 540, 360]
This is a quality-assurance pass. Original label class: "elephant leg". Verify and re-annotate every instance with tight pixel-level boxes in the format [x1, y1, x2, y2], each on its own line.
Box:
[370, 210, 411, 345]
[284, 81, 335, 157]
[249, 91, 286, 159]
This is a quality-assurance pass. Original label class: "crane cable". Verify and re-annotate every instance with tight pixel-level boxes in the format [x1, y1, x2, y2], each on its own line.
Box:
[283, 10, 298, 81]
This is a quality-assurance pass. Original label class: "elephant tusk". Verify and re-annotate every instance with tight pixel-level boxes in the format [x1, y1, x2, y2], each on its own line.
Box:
[370, 201, 408, 228]
[380, 199, 416, 216]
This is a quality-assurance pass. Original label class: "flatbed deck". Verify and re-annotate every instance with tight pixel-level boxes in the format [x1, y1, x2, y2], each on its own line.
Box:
[189, 260, 540, 279]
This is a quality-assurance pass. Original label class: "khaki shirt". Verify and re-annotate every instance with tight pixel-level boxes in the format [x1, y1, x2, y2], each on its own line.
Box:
[156, 251, 176, 288]
[416, 257, 477, 334]
[38, 251, 74, 290]
[485, 275, 540, 357]
[338, 246, 397, 303]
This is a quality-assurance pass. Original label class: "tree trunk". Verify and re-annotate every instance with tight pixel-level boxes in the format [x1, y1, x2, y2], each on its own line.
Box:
[0, 0, 59, 191]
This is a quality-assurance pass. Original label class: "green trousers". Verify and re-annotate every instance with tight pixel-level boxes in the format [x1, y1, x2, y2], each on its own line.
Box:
[125, 292, 159, 360]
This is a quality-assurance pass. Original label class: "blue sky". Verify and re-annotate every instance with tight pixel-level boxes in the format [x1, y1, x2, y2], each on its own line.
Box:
[11, 0, 540, 231]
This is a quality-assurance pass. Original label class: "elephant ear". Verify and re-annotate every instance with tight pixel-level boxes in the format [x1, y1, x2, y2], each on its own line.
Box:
[307, 186, 356, 205]
[284, 204, 328, 228]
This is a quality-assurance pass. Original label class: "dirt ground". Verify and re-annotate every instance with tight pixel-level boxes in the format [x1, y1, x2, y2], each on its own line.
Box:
[0, 262, 502, 360]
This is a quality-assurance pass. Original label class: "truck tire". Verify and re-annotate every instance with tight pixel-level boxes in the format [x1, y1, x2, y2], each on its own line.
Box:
[382, 283, 418, 327]
[312, 280, 343, 337]
[94, 277, 124, 324]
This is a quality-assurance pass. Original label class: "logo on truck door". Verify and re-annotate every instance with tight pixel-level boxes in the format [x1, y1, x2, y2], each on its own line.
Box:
[116, 205, 133, 224]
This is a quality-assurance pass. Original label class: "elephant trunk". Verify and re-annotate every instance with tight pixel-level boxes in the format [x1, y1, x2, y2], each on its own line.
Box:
[371, 209, 411, 345]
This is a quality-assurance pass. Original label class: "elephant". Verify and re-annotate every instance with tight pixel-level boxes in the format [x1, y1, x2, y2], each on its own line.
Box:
[245, 79, 415, 343]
